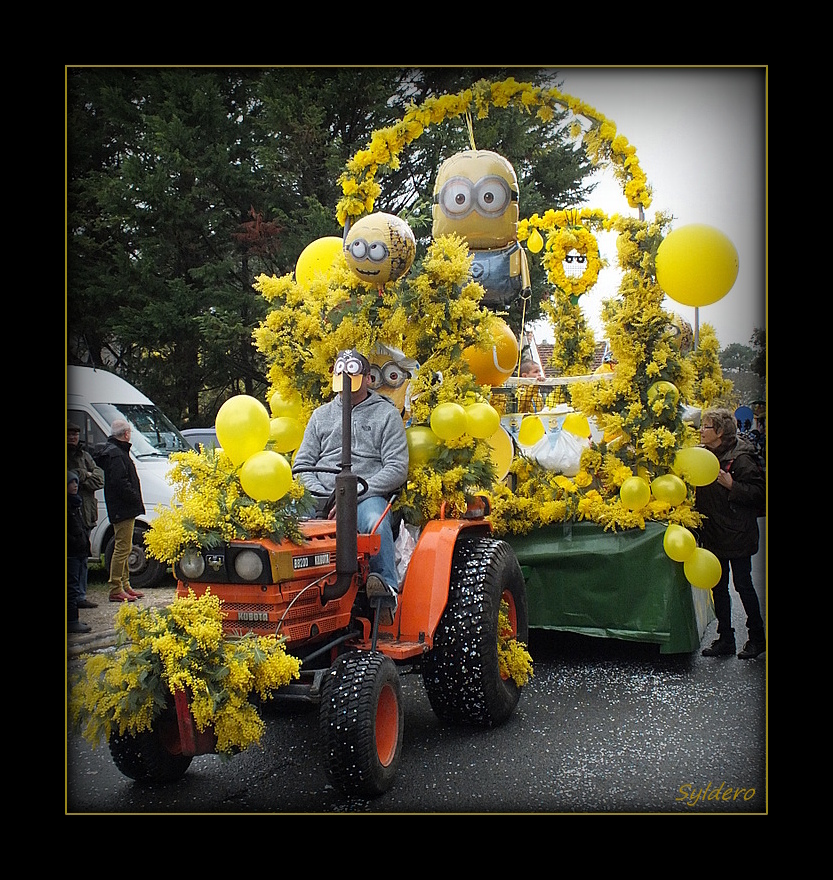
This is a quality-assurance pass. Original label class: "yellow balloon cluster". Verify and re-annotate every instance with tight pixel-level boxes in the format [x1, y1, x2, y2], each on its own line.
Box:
[662, 524, 721, 589]
[215, 395, 295, 503]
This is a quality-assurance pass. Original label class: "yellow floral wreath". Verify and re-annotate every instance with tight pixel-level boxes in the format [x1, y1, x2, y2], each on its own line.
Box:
[542, 226, 601, 297]
[336, 77, 652, 228]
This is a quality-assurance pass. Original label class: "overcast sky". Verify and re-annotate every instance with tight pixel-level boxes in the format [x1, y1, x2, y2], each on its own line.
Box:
[527, 66, 766, 350]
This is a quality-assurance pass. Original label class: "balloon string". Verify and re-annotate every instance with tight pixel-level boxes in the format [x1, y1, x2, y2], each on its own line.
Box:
[466, 111, 476, 150]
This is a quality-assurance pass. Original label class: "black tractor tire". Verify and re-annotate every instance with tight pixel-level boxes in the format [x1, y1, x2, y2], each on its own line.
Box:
[422, 535, 528, 726]
[109, 707, 192, 784]
[104, 521, 168, 590]
[319, 651, 404, 797]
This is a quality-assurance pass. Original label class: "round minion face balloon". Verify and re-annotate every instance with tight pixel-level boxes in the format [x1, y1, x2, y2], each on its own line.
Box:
[432, 150, 520, 249]
[344, 212, 416, 287]
[332, 349, 371, 393]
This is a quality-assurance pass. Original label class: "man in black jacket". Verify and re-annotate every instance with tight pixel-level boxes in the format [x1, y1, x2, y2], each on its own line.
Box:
[96, 418, 146, 603]
[696, 408, 766, 659]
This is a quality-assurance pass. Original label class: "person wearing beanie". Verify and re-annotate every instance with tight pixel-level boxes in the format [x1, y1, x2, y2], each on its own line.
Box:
[67, 421, 104, 608]
[95, 418, 146, 602]
[68, 471, 92, 634]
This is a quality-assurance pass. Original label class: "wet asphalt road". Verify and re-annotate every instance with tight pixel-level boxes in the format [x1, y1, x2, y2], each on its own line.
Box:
[65, 533, 766, 815]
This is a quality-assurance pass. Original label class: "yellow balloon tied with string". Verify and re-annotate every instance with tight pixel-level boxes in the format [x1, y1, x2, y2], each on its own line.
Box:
[663, 524, 697, 562]
[464, 402, 501, 439]
[486, 426, 514, 481]
[295, 236, 343, 288]
[655, 224, 739, 308]
[215, 395, 271, 466]
[239, 450, 293, 502]
[430, 402, 468, 441]
[673, 446, 720, 487]
[620, 476, 650, 510]
[517, 416, 545, 447]
[684, 547, 722, 590]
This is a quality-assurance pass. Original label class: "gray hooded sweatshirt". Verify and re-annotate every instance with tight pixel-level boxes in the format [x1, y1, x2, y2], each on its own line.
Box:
[293, 390, 409, 499]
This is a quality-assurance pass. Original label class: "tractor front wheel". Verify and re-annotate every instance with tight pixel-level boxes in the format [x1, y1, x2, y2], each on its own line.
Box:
[422, 535, 529, 726]
[109, 706, 193, 784]
[319, 651, 404, 797]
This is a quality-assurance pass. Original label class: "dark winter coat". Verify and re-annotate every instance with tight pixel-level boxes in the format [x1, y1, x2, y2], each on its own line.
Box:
[96, 435, 146, 523]
[67, 442, 104, 529]
[695, 437, 765, 558]
[68, 493, 91, 558]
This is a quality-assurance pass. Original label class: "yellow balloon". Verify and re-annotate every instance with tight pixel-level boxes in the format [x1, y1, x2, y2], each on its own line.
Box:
[270, 416, 305, 453]
[239, 450, 293, 502]
[517, 416, 545, 447]
[684, 547, 722, 590]
[562, 412, 590, 438]
[651, 474, 688, 506]
[430, 402, 467, 441]
[527, 227, 544, 253]
[406, 426, 439, 468]
[464, 402, 501, 439]
[647, 381, 680, 407]
[269, 389, 302, 418]
[463, 319, 520, 387]
[673, 446, 720, 487]
[655, 224, 739, 307]
[663, 524, 696, 562]
[620, 476, 650, 510]
[295, 236, 343, 288]
[215, 395, 271, 466]
[487, 426, 514, 481]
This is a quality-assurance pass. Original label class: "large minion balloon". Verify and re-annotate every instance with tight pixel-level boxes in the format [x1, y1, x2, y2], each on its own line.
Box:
[432, 149, 531, 310]
[332, 349, 371, 393]
[344, 212, 416, 289]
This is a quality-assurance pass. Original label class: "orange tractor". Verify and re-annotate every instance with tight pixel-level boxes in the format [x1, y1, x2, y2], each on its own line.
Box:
[108, 392, 529, 796]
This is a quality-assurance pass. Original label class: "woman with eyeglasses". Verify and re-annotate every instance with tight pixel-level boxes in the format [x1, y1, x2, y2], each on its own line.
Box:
[696, 408, 766, 659]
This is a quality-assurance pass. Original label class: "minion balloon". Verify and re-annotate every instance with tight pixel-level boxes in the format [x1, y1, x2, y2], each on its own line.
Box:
[432, 149, 531, 310]
[343, 212, 416, 289]
[368, 342, 419, 416]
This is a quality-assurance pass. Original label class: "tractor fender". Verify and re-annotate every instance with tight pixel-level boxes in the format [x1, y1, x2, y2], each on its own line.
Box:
[398, 518, 490, 643]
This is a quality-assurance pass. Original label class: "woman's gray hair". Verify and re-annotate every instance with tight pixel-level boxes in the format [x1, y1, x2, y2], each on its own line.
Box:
[703, 407, 737, 442]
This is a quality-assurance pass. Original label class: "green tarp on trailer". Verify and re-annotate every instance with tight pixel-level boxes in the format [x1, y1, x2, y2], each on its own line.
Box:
[507, 521, 714, 654]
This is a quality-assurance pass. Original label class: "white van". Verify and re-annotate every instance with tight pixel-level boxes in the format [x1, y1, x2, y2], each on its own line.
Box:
[67, 365, 191, 589]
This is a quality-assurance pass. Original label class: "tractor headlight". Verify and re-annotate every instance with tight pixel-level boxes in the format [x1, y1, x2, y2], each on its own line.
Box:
[178, 549, 206, 579]
[233, 549, 265, 581]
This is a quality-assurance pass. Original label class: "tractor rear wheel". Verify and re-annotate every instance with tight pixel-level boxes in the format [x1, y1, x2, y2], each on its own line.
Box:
[319, 651, 404, 797]
[422, 535, 528, 726]
[109, 706, 193, 784]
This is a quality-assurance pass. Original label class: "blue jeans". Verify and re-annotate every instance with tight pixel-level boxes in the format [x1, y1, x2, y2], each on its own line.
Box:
[357, 495, 399, 590]
[67, 555, 86, 621]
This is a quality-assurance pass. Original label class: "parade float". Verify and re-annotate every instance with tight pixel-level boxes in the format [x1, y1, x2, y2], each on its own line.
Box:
[71, 76, 742, 791]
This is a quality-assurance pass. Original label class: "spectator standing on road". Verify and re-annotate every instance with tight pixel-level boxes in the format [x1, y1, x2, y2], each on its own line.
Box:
[68, 471, 92, 634]
[293, 349, 409, 623]
[96, 418, 146, 603]
[696, 407, 766, 659]
[67, 421, 104, 608]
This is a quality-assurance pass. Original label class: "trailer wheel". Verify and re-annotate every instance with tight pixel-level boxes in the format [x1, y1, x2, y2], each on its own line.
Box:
[319, 652, 403, 797]
[109, 707, 192, 784]
[422, 535, 528, 726]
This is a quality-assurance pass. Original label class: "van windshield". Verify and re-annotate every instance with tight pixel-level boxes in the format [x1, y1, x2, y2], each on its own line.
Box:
[94, 403, 192, 457]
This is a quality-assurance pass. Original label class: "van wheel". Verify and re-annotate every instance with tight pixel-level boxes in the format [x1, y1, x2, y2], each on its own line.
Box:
[104, 522, 167, 590]
[422, 535, 528, 727]
[319, 652, 403, 797]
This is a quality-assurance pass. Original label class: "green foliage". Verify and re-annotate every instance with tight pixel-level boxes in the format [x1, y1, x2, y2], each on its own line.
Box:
[67, 67, 593, 426]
